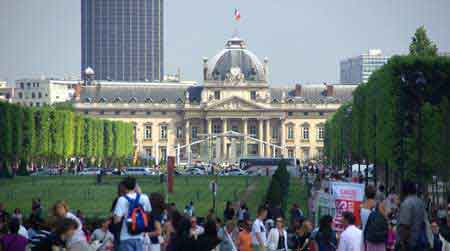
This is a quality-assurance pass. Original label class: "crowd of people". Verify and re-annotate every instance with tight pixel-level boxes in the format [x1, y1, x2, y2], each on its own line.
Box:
[1, 175, 450, 251]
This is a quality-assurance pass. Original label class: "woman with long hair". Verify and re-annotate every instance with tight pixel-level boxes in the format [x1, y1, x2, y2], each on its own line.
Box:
[267, 217, 288, 251]
[146, 192, 165, 251]
[313, 215, 337, 251]
[52, 201, 90, 251]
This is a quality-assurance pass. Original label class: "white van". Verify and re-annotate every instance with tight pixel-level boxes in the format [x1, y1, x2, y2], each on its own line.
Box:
[123, 167, 152, 176]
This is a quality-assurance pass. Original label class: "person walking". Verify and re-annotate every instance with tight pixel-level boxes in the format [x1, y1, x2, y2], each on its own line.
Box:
[361, 185, 377, 231]
[252, 206, 268, 251]
[312, 215, 337, 251]
[146, 193, 164, 251]
[337, 212, 362, 251]
[266, 217, 288, 251]
[236, 220, 252, 251]
[113, 177, 152, 251]
[363, 202, 388, 251]
[218, 220, 238, 251]
[398, 181, 427, 251]
[224, 202, 236, 221]
[194, 220, 221, 251]
[291, 220, 313, 251]
[52, 200, 90, 251]
[0, 218, 28, 251]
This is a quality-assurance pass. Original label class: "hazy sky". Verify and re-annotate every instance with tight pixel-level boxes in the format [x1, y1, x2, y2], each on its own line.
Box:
[1, 0, 449, 85]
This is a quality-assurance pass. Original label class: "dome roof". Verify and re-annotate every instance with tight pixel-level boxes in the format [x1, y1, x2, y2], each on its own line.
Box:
[205, 37, 266, 82]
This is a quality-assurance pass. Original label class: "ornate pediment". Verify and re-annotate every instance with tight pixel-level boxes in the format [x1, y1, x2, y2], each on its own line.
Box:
[205, 96, 267, 111]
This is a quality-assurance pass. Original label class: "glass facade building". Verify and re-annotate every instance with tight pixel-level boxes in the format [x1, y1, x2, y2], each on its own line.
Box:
[340, 49, 389, 84]
[82, 0, 163, 82]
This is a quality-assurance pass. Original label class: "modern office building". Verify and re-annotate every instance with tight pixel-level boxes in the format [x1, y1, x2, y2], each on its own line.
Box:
[340, 49, 389, 84]
[81, 0, 164, 82]
[12, 78, 80, 107]
[74, 36, 357, 164]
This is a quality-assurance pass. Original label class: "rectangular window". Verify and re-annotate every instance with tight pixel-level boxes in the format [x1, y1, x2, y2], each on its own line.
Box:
[249, 125, 257, 137]
[288, 111, 293, 116]
[303, 127, 309, 140]
[287, 126, 294, 139]
[18, 92, 23, 99]
[176, 127, 183, 139]
[192, 127, 198, 140]
[302, 148, 310, 161]
[317, 127, 325, 140]
[20, 83, 24, 89]
[160, 125, 167, 140]
[288, 149, 294, 158]
[213, 124, 221, 134]
[271, 127, 278, 140]
[160, 147, 167, 161]
[214, 90, 220, 100]
[38, 92, 42, 98]
[250, 91, 257, 100]
[31, 92, 35, 99]
[145, 147, 153, 158]
[144, 125, 152, 139]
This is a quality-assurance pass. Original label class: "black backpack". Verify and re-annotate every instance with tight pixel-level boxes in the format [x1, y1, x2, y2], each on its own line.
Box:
[364, 208, 388, 243]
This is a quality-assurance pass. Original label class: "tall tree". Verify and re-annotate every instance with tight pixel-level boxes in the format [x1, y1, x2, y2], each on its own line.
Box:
[62, 112, 74, 161]
[22, 108, 36, 165]
[36, 108, 51, 161]
[409, 26, 438, 56]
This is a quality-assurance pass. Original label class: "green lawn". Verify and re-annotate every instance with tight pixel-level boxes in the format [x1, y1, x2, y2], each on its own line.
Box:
[0, 175, 307, 220]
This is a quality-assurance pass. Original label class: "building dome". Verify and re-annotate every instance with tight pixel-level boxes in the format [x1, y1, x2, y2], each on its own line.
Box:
[205, 37, 266, 82]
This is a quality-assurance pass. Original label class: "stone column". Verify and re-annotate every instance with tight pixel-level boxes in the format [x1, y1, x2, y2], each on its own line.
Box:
[243, 118, 248, 156]
[207, 119, 212, 136]
[185, 120, 190, 163]
[280, 119, 286, 157]
[265, 119, 271, 157]
[222, 118, 228, 159]
[207, 119, 213, 159]
[258, 119, 264, 157]
[185, 119, 190, 145]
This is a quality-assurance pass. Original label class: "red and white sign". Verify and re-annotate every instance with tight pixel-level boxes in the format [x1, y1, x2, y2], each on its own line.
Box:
[330, 182, 364, 232]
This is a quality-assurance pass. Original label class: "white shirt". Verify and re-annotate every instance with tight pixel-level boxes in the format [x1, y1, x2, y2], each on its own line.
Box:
[191, 225, 205, 236]
[65, 212, 86, 245]
[337, 225, 362, 251]
[266, 228, 288, 251]
[18, 225, 29, 239]
[251, 218, 267, 246]
[113, 192, 152, 240]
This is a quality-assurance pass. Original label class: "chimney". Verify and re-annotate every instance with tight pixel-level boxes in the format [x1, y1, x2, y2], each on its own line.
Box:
[74, 83, 82, 101]
[326, 85, 334, 96]
[295, 84, 302, 96]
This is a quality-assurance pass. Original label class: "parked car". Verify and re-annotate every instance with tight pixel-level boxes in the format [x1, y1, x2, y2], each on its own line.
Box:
[123, 167, 153, 176]
[184, 168, 205, 176]
[78, 168, 100, 176]
[218, 168, 247, 176]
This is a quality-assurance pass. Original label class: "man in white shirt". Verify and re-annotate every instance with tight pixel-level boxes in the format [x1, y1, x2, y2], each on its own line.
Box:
[114, 177, 152, 251]
[252, 206, 268, 251]
[190, 216, 204, 238]
[338, 212, 362, 251]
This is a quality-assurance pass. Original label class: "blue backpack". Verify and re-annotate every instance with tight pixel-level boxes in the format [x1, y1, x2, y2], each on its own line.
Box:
[124, 194, 149, 235]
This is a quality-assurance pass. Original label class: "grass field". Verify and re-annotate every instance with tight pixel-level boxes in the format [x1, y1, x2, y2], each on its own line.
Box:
[0, 175, 307, 219]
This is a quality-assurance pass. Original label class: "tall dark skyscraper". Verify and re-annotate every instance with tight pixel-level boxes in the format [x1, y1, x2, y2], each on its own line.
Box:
[81, 0, 163, 82]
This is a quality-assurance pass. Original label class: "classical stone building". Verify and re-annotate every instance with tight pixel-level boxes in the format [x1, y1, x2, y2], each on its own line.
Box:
[74, 36, 356, 164]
